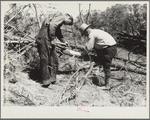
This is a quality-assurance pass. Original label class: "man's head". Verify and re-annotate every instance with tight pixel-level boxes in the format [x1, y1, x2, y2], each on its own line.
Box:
[79, 23, 91, 36]
[63, 13, 73, 25]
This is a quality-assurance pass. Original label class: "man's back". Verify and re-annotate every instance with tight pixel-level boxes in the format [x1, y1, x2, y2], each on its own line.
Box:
[90, 29, 116, 49]
[37, 11, 65, 41]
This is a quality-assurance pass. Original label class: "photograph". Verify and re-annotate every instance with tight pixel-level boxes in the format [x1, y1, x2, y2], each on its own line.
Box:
[1, 1, 149, 118]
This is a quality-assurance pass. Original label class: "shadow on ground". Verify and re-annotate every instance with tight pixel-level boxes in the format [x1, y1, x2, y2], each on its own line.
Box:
[23, 68, 75, 84]
[89, 74, 105, 87]
[23, 68, 42, 84]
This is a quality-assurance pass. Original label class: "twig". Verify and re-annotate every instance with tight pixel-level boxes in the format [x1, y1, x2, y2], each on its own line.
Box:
[24, 15, 35, 33]
[134, 55, 145, 63]
[128, 45, 139, 62]
[110, 93, 122, 107]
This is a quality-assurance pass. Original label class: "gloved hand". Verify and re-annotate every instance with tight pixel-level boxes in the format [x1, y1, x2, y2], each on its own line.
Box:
[64, 42, 69, 47]
[81, 50, 87, 56]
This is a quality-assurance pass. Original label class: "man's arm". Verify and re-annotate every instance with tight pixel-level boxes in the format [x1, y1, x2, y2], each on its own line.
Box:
[55, 26, 65, 43]
[81, 35, 95, 56]
[86, 34, 95, 51]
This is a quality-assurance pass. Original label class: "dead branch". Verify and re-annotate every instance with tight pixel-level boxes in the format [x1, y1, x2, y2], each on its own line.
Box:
[71, 26, 77, 50]
[79, 4, 85, 23]
[6, 4, 16, 14]
[24, 15, 35, 33]
[59, 65, 84, 104]
[75, 48, 94, 91]
[4, 40, 33, 44]
[4, 24, 35, 41]
[32, 4, 41, 28]
[59, 47, 94, 104]
[118, 31, 146, 41]
[5, 5, 28, 25]
[8, 85, 37, 106]
[111, 62, 146, 75]
[128, 19, 135, 36]
[115, 56, 146, 67]
[86, 4, 91, 24]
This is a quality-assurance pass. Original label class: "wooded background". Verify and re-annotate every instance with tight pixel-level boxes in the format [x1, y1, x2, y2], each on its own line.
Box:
[4, 3, 147, 53]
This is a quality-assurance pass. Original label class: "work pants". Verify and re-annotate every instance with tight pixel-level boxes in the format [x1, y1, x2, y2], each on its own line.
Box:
[36, 37, 58, 85]
[95, 45, 117, 79]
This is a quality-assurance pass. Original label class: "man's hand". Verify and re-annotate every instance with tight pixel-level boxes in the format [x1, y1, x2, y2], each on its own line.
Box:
[81, 50, 87, 56]
[64, 41, 69, 47]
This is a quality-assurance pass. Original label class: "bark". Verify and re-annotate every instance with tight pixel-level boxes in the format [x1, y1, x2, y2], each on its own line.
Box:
[57, 49, 146, 75]
[115, 56, 146, 67]
[111, 62, 146, 75]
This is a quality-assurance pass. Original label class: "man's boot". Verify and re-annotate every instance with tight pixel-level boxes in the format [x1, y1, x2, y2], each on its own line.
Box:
[105, 77, 111, 89]
[99, 77, 111, 90]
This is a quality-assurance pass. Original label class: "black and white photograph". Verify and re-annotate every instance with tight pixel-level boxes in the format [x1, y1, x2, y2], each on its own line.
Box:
[1, 1, 149, 118]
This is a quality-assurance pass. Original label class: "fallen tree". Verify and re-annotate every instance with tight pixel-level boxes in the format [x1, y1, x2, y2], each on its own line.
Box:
[4, 37, 146, 75]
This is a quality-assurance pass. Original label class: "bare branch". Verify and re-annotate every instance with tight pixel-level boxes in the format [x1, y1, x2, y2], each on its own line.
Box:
[86, 4, 91, 24]
[79, 4, 85, 23]
[6, 4, 16, 14]
[5, 5, 28, 25]
[59, 65, 84, 104]
[5, 24, 36, 41]
[32, 4, 41, 28]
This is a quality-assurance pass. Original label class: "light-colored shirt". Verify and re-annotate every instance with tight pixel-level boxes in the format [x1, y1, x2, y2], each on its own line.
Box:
[86, 29, 116, 51]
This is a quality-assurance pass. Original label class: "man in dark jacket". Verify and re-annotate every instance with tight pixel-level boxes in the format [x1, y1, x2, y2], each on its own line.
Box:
[36, 12, 73, 87]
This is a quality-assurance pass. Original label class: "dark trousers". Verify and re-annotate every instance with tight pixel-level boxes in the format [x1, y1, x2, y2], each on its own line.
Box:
[95, 45, 117, 78]
[36, 37, 58, 85]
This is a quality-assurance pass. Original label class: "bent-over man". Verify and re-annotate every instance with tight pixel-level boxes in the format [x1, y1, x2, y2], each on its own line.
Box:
[36, 12, 73, 87]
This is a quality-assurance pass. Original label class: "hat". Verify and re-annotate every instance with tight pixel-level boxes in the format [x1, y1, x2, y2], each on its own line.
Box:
[79, 23, 91, 36]
[65, 13, 73, 25]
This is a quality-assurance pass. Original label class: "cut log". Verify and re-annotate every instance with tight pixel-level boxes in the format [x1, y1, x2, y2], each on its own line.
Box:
[118, 32, 146, 41]
[111, 62, 146, 75]
[54, 41, 85, 50]
[115, 56, 146, 67]
[4, 40, 33, 44]
[58, 49, 146, 75]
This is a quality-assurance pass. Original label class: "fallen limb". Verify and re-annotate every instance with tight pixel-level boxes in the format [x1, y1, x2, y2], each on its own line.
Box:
[4, 24, 36, 41]
[5, 5, 28, 25]
[115, 56, 146, 67]
[59, 65, 84, 104]
[111, 62, 146, 75]
[4, 36, 146, 75]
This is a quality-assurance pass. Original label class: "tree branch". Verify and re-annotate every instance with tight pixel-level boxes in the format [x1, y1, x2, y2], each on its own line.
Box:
[86, 4, 91, 24]
[32, 4, 41, 28]
[79, 4, 85, 23]
[5, 5, 28, 25]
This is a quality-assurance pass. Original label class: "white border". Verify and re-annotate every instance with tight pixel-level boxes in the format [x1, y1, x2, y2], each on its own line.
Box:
[1, 1, 149, 118]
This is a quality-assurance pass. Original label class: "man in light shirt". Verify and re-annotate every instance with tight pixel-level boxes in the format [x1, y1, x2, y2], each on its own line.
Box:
[79, 23, 117, 89]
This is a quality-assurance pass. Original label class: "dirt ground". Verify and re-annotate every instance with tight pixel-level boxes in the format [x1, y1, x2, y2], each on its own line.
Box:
[3, 47, 147, 107]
